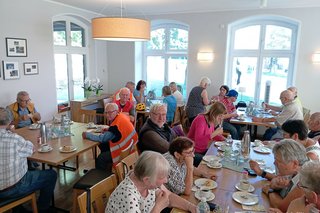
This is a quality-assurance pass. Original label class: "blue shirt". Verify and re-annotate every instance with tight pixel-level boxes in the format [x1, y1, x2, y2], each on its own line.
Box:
[17, 108, 34, 128]
[163, 95, 177, 123]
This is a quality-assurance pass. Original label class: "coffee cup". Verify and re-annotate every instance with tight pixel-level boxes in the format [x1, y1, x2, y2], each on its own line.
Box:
[199, 189, 211, 199]
[239, 179, 250, 191]
[239, 114, 244, 120]
[41, 144, 51, 152]
[254, 139, 262, 147]
[209, 159, 220, 167]
[87, 122, 95, 128]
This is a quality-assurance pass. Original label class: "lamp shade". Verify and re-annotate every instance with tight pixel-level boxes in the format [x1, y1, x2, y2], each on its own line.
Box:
[197, 52, 214, 62]
[92, 17, 150, 41]
[312, 53, 320, 64]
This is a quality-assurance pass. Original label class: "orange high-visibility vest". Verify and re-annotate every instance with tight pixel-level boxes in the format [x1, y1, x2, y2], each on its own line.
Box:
[7, 102, 37, 126]
[109, 113, 138, 165]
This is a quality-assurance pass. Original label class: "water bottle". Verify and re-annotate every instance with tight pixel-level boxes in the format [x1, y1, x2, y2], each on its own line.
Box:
[196, 197, 210, 213]
[241, 130, 250, 160]
[226, 135, 233, 145]
[61, 115, 71, 136]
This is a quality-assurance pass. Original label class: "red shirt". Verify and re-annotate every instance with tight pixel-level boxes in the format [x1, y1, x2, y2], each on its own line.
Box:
[115, 100, 134, 113]
[219, 97, 236, 121]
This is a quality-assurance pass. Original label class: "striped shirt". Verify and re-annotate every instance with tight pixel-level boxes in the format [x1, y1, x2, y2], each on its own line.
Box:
[0, 129, 33, 190]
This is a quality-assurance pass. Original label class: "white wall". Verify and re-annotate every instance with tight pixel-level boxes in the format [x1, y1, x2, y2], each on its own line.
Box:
[0, 0, 108, 121]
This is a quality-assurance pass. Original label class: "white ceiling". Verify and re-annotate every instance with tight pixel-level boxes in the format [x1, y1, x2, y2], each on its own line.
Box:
[47, 0, 320, 16]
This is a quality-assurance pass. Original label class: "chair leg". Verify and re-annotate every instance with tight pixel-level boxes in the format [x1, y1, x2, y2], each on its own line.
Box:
[30, 193, 38, 213]
[72, 189, 84, 213]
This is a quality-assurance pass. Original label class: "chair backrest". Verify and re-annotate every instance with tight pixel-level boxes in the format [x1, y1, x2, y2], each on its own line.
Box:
[303, 107, 311, 124]
[116, 151, 139, 182]
[79, 109, 97, 123]
[78, 174, 118, 213]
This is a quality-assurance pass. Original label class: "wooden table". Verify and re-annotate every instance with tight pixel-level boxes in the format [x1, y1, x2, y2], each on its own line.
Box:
[230, 108, 276, 139]
[15, 122, 99, 170]
[172, 141, 275, 212]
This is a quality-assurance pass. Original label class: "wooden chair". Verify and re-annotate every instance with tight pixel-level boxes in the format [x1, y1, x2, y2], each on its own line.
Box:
[115, 151, 139, 182]
[79, 109, 97, 123]
[0, 192, 38, 213]
[77, 174, 117, 213]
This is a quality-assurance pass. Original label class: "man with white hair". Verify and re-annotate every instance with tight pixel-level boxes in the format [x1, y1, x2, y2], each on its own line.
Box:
[288, 86, 303, 112]
[169, 82, 184, 107]
[308, 112, 320, 142]
[114, 87, 135, 123]
[83, 103, 138, 171]
[185, 77, 211, 124]
[253, 90, 303, 140]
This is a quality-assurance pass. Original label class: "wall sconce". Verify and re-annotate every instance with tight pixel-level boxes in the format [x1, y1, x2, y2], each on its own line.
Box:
[197, 52, 214, 62]
[312, 53, 320, 64]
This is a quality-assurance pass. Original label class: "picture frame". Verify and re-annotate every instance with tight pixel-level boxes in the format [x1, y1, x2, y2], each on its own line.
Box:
[24, 62, 39, 75]
[5, 37, 27, 57]
[2, 61, 20, 80]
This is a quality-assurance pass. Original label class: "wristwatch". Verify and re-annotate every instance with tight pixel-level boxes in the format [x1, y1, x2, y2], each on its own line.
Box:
[268, 188, 275, 194]
[261, 170, 267, 178]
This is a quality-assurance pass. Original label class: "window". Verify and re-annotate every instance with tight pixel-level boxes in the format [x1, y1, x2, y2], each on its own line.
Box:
[53, 17, 88, 104]
[226, 16, 299, 105]
[143, 22, 189, 98]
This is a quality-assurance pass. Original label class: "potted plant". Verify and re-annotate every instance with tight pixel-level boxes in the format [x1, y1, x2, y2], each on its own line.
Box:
[92, 78, 103, 96]
[82, 78, 93, 98]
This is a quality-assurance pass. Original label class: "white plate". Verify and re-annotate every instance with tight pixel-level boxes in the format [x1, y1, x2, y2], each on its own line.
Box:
[29, 123, 41, 130]
[59, 146, 77, 153]
[38, 146, 53, 153]
[236, 117, 245, 121]
[194, 190, 215, 202]
[232, 191, 259, 205]
[194, 178, 217, 190]
[235, 183, 255, 192]
[202, 155, 221, 162]
[206, 162, 222, 169]
[214, 141, 225, 147]
[217, 146, 225, 152]
[253, 159, 265, 165]
[253, 146, 271, 154]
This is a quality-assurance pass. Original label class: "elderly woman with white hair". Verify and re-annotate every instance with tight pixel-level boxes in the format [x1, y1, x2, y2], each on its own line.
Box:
[261, 139, 309, 212]
[106, 151, 197, 213]
[138, 103, 176, 153]
[185, 77, 211, 124]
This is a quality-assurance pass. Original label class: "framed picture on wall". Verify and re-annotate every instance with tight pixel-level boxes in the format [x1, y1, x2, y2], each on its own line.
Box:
[5, 37, 27, 57]
[2, 61, 20, 80]
[24, 62, 39, 75]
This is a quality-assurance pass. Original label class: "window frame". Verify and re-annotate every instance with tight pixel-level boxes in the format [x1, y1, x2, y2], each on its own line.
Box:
[226, 16, 299, 104]
[53, 16, 89, 104]
[142, 22, 189, 97]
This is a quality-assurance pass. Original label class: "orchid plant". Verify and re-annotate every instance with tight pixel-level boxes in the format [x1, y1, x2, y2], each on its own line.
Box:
[91, 78, 103, 95]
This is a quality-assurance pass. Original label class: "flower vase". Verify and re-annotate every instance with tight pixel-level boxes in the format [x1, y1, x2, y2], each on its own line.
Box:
[96, 90, 102, 97]
[84, 90, 91, 99]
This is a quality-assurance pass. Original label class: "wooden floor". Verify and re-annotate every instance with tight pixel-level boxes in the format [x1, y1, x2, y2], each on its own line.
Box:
[52, 150, 96, 212]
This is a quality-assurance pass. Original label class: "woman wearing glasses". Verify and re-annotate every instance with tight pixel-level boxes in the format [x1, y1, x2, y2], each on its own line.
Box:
[163, 137, 216, 196]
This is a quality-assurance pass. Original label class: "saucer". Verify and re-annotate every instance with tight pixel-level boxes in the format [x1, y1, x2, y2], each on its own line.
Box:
[235, 183, 255, 192]
[214, 142, 225, 147]
[253, 146, 271, 154]
[217, 146, 225, 152]
[203, 155, 221, 162]
[38, 146, 53, 153]
[59, 145, 77, 153]
[206, 162, 222, 169]
[194, 190, 215, 202]
[194, 178, 217, 190]
[232, 191, 259, 205]
[29, 123, 41, 130]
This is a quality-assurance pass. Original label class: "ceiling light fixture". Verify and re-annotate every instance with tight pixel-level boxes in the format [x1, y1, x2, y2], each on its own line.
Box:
[92, 0, 150, 41]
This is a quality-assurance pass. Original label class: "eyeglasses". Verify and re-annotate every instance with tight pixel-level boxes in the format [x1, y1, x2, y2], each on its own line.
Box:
[19, 99, 31, 103]
[152, 112, 166, 117]
[182, 148, 195, 155]
[105, 110, 117, 114]
[297, 181, 310, 190]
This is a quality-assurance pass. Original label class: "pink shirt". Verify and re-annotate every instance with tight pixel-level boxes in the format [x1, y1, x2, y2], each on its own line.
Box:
[188, 114, 224, 154]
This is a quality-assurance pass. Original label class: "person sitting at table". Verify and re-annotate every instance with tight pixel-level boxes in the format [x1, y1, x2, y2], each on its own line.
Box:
[113, 81, 136, 103]
[106, 151, 197, 213]
[308, 112, 320, 142]
[82, 103, 138, 171]
[260, 139, 308, 212]
[114, 87, 135, 123]
[219, 89, 241, 139]
[134, 80, 147, 104]
[138, 103, 176, 154]
[7, 91, 41, 128]
[185, 77, 211, 125]
[211, 85, 229, 102]
[252, 90, 303, 140]
[163, 137, 217, 195]
[0, 107, 57, 212]
[282, 119, 320, 161]
[188, 101, 226, 155]
[288, 86, 303, 112]
[169, 82, 184, 107]
[162, 86, 177, 126]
